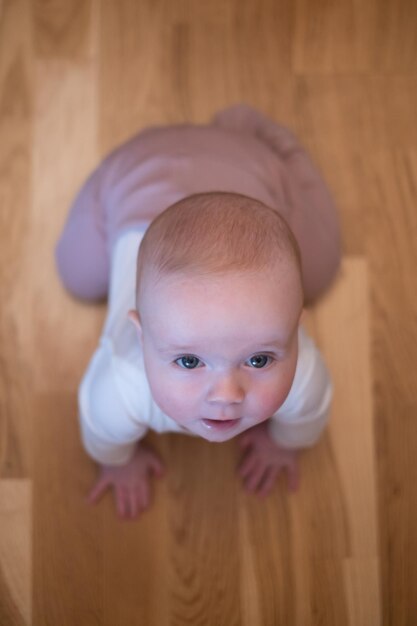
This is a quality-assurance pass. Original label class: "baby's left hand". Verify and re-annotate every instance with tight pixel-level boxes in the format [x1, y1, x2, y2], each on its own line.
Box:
[237, 421, 300, 497]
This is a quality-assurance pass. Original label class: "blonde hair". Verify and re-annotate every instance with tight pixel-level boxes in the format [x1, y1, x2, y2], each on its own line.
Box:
[135, 191, 302, 305]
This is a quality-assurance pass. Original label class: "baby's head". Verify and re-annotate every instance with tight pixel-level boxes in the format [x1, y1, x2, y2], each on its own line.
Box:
[128, 192, 304, 442]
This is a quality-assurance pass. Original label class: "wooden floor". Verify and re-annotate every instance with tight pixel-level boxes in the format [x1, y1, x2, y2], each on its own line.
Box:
[1, 0, 416, 624]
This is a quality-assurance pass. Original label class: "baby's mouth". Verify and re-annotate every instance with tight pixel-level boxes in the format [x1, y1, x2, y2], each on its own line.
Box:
[201, 418, 241, 431]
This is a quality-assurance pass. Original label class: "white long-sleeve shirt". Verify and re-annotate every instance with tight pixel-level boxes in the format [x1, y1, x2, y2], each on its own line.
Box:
[78, 227, 333, 465]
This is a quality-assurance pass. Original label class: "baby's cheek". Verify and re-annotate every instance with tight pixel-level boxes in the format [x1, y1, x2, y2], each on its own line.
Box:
[255, 372, 295, 417]
[256, 389, 286, 417]
[151, 378, 198, 422]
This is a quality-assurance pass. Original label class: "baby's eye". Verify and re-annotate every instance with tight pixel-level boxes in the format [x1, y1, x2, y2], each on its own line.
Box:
[175, 355, 201, 369]
[247, 354, 271, 368]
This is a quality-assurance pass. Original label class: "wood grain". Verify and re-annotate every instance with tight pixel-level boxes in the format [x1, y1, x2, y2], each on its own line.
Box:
[32, 0, 93, 61]
[32, 393, 103, 626]
[1, 0, 417, 623]
[27, 56, 104, 392]
[0, 480, 31, 626]
[0, 0, 32, 477]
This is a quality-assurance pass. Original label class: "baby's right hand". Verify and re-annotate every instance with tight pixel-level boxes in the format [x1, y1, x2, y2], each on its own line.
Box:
[86, 442, 165, 520]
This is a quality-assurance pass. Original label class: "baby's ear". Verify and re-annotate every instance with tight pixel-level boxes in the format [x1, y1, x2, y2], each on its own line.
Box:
[127, 309, 143, 341]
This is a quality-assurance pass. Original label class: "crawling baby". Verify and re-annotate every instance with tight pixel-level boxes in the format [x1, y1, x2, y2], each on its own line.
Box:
[55, 104, 340, 520]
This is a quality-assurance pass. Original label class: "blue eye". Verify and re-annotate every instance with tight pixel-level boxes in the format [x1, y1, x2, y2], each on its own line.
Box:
[175, 355, 201, 369]
[248, 354, 270, 368]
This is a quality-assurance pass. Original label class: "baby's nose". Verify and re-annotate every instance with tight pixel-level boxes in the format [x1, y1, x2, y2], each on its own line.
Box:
[206, 372, 245, 405]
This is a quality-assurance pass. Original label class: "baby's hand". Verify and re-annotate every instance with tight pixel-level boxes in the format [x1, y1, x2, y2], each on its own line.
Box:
[237, 421, 300, 497]
[86, 442, 165, 520]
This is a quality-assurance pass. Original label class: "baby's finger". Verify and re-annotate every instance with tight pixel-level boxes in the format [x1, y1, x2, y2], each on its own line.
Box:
[127, 490, 140, 519]
[115, 486, 128, 519]
[257, 467, 279, 497]
[150, 455, 165, 478]
[139, 481, 151, 510]
[86, 478, 110, 504]
[245, 462, 267, 492]
[238, 452, 258, 478]
[237, 433, 253, 450]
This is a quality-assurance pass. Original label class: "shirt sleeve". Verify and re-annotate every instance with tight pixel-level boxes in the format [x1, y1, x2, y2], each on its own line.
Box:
[78, 339, 148, 465]
[268, 328, 333, 449]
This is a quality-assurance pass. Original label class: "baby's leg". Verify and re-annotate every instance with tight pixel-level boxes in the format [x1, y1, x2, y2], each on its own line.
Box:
[55, 166, 109, 302]
[280, 147, 342, 305]
[211, 105, 342, 305]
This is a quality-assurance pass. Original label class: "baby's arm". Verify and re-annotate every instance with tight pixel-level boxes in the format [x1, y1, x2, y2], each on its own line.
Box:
[78, 342, 165, 520]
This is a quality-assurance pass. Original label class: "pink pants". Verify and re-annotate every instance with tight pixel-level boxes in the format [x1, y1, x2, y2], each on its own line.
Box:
[55, 104, 341, 305]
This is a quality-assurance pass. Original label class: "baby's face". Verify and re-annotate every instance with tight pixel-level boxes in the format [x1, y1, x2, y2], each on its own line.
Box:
[129, 264, 303, 442]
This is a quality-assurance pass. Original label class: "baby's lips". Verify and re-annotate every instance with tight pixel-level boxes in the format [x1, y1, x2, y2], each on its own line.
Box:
[201, 417, 241, 431]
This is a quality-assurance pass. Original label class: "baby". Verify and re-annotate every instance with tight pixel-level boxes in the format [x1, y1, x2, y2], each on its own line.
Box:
[55, 104, 341, 520]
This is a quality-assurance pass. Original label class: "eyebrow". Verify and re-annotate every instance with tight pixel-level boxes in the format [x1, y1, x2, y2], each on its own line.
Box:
[158, 338, 289, 354]
[159, 345, 194, 353]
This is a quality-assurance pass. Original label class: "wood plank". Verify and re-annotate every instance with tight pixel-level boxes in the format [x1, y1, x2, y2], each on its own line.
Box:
[0, 480, 32, 625]
[292, 0, 417, 73]
[0, 0, 32, 477]
[98, 0, 296, 151]
[362, 148, 417, 624]
[372, 1, 417, 72]
[292, 0, 376, 73]
[26, 55, 104, 392]
[32, 393, 103, 626]
[24, 0, 101, 394]
[32, 0, 94, 61]
[308, 257, 381, 624]
[310, 258, 379, 559]
[103, 433, 240, 626]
